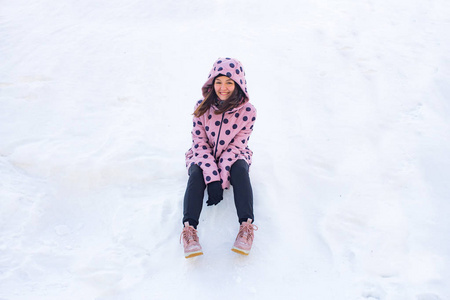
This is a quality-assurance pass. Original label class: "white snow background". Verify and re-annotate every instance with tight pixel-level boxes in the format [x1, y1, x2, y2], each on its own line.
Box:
[1, 0, 449, 299]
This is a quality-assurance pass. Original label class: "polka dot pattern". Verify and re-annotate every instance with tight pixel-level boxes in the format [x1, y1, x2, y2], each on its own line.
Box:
[186, 57, 255, 189]
[201, 57, 249, 101]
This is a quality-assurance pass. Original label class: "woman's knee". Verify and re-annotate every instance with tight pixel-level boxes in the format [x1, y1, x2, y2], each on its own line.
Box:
[187, 164, 206, 188]
[230, 160, 249, 182]
[188, 164, 203, 176]
[230, 159, 249, 174]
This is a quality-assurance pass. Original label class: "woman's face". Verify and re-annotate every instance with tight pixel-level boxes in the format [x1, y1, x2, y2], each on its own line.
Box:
[214, 76, 235, 101]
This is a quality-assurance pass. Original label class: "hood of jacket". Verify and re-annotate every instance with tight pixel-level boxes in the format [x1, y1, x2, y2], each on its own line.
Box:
[201, 57, 249, 101]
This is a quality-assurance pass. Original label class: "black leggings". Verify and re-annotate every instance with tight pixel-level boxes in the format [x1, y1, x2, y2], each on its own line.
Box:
[183, 159, 254, 228]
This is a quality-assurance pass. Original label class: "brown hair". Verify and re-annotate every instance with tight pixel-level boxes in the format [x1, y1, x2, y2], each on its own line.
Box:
[193, 77, 246, 117]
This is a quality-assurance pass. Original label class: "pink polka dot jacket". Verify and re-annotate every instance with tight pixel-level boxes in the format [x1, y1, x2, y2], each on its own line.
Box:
[185, 57, 256, 189]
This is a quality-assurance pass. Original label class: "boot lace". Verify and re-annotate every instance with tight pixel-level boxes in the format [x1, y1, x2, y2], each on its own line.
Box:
[237, 222, 258, 241]
[180, 225, 199, 245]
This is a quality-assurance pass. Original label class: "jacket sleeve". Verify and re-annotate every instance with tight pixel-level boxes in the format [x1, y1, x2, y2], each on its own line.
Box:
[189, 113, 221, 185]
[218, 105, 256, 180]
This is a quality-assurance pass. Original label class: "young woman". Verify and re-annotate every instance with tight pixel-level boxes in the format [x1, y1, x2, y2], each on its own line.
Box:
[180, 57, 258, 258]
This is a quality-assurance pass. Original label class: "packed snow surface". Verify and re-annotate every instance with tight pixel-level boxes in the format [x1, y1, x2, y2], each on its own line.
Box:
[1, 0, 450, 299]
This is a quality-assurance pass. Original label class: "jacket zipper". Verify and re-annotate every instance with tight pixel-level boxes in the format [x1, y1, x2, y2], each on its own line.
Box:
[213, 113, 225, 160]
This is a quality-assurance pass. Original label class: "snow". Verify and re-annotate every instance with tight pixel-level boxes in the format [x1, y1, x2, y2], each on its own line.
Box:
[1, 0, 450, 299]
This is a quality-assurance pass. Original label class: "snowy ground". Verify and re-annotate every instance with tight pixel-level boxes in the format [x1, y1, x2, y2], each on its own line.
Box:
[1, 0, 450, 299]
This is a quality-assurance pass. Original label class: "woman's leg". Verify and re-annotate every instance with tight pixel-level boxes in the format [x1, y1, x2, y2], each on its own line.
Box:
[230, 159, 254, 224]
[183, 164, 206, 228]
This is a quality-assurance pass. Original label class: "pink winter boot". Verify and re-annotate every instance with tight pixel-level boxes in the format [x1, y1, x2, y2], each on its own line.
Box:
[180, 222, 203, 258]
[232, 219, 258, 255]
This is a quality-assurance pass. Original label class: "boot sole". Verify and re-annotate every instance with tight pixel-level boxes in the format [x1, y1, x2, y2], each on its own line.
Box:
[231, 247, 250, 255]
[185, 251, 203, 259]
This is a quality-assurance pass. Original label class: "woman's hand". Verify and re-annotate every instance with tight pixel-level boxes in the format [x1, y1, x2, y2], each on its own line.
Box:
[206, 181, 223, 206]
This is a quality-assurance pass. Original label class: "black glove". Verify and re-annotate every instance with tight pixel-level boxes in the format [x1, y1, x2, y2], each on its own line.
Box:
[206, 181, 223, 206]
